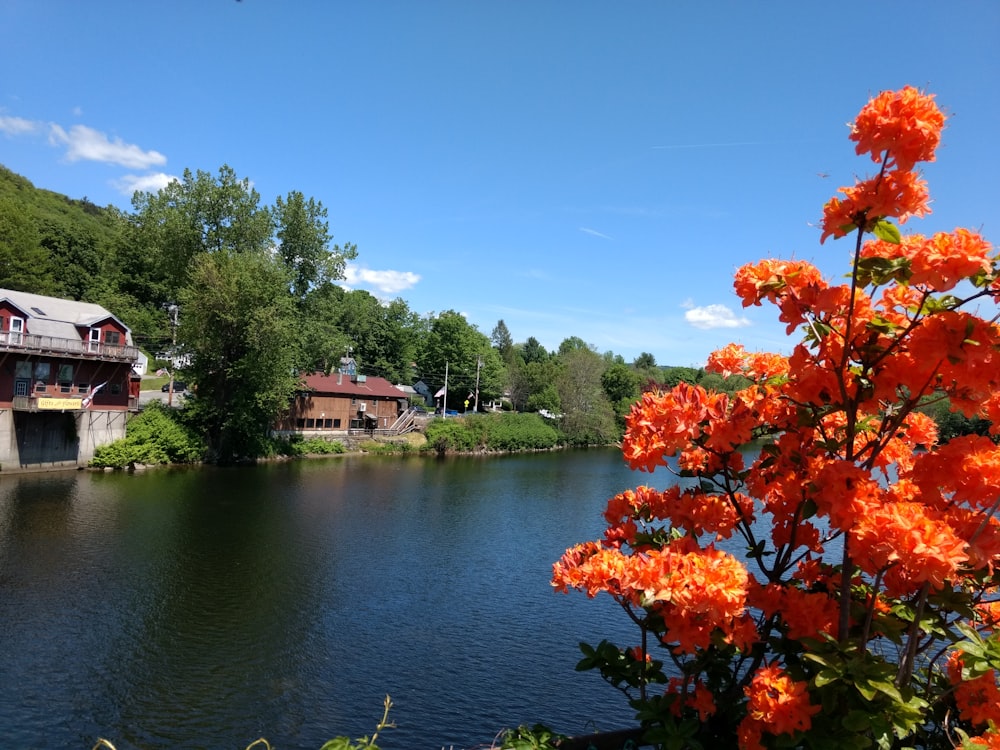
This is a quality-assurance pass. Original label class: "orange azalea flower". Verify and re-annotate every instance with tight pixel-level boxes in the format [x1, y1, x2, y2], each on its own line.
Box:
[850, 86, 945, 172]
[744, 664, 820, 737]
[911, 435, 1000, 510]
[665, 677, 717, 721]
[733, 259, 826, 310]
[707, 342, 748, 377]
[851, 500, 967, 594]
[863, 229, 992, 291]
[622, 383, 712, 472]
[948, 653, 1000, 728]
[820, 169, 931, 243]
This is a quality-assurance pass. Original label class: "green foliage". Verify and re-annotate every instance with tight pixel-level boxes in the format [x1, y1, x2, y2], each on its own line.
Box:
[423, 412, 561, 453]
[424, 417, 479, 453]
[358, 440, 415, 454]
[557, 347, 619, 445]
[917, 394, 994, 442]
[273, 190, 355, 300]
[273, 435, 347, 456]
[417, 310, 506, 406]
[90, 401, 204, 468]
[498, 723, 566, 749]
[179, 249, 300, 464]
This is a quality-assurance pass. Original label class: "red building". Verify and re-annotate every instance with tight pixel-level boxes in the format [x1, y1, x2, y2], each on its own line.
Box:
[275, 369, 417, 437]
[0, 288, 139, 471]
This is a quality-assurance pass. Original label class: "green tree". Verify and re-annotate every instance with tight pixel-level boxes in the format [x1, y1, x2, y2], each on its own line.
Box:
[557, 335, 593, 355]
[519, 336, 550, 364]
[296, 283, 352, 374]
[272, 190, 356, 301]
[491, 319, 515, 361]
[633, 351, 657, 370]
[417, 310, 501, 411]
[332, 290, 419, 383]
[660, 365, 701, 388]
[556, 347, 617, 444]
[127, 165, 273, 305]
[601, 362, 642, 426]
[0, 196, 55, 293]
[179, 250, 298, 463]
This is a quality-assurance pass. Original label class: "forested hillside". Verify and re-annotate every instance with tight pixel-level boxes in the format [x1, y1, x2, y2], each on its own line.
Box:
[0, 163, 767, 460]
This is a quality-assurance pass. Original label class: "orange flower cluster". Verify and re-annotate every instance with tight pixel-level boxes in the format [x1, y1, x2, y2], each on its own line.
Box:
[552, 537, 753, 654]
[554, 87, 1000, 748]
[820, 170, 931, 242]
[861, 229, 993, 292]
[821, 86, 944, 243]
[947, 653, 1000, 728]
[665, 677, 716, 721]
[850, 86, 946, 172]
[739, 665, 820, 749]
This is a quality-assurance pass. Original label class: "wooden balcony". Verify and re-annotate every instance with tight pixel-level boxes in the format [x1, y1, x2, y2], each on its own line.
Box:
[0, 332, 138, 363]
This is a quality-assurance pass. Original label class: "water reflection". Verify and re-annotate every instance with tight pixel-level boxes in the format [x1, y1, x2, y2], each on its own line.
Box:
[0, 451, 663, 749]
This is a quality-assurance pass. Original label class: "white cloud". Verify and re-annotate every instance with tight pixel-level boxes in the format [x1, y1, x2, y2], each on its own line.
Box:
[579, 227, 613, 240]
[0, 115, 42, 136]
[48, 123, 167, 169]
[113, 172, 179, 196]
[684, 304, 751, 330]
[343, 265, 421, 295]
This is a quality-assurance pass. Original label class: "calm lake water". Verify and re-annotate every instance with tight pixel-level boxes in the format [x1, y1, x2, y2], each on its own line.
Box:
[0, 449, 677, 749]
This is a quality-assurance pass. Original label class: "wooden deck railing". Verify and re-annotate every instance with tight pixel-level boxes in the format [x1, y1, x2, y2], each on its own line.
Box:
[0, 332, 137, 362]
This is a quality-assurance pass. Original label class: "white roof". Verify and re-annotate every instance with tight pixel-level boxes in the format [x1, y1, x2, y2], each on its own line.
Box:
[0, 288, 133, 345]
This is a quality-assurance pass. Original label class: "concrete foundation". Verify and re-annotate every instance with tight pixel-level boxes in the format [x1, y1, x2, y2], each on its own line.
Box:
[0, 408, 128, 473]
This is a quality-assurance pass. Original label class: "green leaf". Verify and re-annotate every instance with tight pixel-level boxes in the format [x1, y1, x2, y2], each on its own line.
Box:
[813, 668, 840, 688]
[873, 219, 901, 244]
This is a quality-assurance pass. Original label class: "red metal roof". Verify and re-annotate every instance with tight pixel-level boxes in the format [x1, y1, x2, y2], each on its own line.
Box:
[298, 372, 407, 399]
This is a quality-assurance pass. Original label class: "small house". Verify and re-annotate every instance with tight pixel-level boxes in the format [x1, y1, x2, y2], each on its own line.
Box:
[275, 371, 414, 437]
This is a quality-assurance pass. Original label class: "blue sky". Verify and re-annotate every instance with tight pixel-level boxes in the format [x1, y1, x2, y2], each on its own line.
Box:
[2, 2, 998, 366]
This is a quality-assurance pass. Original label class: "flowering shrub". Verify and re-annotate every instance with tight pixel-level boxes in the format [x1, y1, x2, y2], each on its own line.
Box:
[553, 88, 1000, 749]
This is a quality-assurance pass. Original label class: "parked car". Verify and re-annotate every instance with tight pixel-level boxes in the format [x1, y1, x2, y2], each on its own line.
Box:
[162, 381, 187, 392]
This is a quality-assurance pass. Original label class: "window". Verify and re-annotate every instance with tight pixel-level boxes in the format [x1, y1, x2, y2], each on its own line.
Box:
[104, 330, 122, 345]
[77, 382, 90, 394]
[296, 418, 306, 428]
[305, 418, 315, 428]
[15, 360, 31, 378]
[109, 383, 122, 395]
[323, 419, 333, 428]
[34, 362, 50, 381]
[58, 364, 74, 393]
[9, 317, 24, 344]
[333, 418, 341, 428]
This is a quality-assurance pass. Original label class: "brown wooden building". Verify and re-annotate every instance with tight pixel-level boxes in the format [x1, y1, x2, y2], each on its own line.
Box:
[0, 288, 139, 471]
[275, 371, 416, 437]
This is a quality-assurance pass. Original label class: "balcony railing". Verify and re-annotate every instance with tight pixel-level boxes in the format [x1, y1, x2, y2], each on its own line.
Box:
[0, 332, 137, 362]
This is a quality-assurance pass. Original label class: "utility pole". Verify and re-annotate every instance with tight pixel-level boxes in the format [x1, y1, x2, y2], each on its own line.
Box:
[165, 303, 179, 407]
[473, 356, 482, 413]
[442, 362, 449, 418]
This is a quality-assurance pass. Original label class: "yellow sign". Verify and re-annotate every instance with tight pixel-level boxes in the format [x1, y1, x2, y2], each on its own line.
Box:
[38, 398, 83, 410]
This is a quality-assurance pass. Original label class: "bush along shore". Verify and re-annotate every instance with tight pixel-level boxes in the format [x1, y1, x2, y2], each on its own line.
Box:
[88, 408, 575, 470]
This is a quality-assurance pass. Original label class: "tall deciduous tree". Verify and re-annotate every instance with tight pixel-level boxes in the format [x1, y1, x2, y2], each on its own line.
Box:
[418, 310, 504, 411]
[556, 346, 618, 444]
[272, 190, 356, 301]
[179, 249, 298, 463]
[127, 165, 273, 305]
